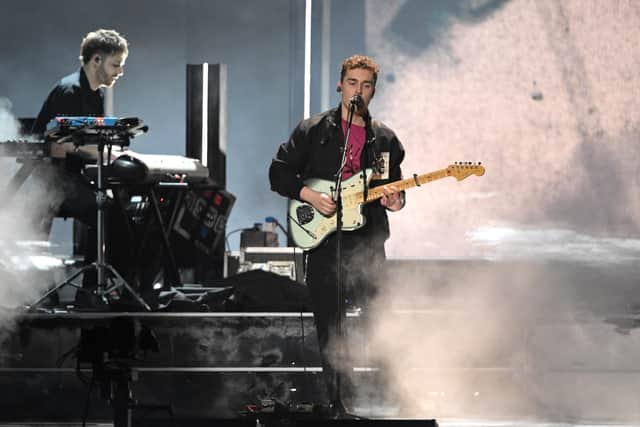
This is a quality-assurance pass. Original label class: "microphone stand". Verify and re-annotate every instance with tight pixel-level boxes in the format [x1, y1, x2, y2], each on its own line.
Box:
[330, 99, 358, 418]
[30, 128, 151, 312]
[93, 138, 151, 309]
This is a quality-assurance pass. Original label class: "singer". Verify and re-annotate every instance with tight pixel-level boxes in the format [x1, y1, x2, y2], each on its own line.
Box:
[269, 54, 405, 415]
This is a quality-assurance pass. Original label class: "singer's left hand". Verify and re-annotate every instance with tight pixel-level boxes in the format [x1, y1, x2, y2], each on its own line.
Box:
[381, 185, 403, 211]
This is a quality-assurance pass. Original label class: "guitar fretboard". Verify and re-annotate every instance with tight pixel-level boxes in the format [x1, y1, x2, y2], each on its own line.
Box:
[362, 168, 451, 203]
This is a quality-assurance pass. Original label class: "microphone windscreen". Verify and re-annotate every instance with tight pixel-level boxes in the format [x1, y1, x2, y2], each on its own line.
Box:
[350, 95, 363, 107]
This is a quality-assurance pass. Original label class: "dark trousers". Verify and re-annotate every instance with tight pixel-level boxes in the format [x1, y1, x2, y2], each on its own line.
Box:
[305, 230, 385, 403]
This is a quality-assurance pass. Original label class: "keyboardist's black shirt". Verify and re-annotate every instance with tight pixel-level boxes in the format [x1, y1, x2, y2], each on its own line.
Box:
[32, 68, 104, 135]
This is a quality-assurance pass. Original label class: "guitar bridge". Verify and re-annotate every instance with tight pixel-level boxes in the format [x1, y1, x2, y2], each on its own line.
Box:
[296, 204, 315, 225]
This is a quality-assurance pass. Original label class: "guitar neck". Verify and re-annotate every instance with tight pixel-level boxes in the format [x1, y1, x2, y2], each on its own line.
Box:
[364, 168, 451, 203]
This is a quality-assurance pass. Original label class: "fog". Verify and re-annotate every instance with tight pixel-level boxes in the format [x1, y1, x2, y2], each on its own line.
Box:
[335, 0, 640, 421]
[0, 98, 65, 347]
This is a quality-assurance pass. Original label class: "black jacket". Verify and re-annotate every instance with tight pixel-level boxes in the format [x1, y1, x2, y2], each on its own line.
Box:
[32, 68, 104, 135]
[269, 106, 405, 243]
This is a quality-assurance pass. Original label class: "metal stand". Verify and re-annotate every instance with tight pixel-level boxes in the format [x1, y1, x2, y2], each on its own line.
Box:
[330, 100, 362, 419]
[106, 363, 135, 427]
[100, 362, 172, 427]
[30, 137, 150, 311]
[79, 318, 170, 427]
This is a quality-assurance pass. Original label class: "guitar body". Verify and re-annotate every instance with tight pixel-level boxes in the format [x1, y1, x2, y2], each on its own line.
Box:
[288, 170, 372, 250]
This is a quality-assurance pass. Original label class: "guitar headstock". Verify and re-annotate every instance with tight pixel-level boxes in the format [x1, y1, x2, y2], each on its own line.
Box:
[447, 162, 485, 181]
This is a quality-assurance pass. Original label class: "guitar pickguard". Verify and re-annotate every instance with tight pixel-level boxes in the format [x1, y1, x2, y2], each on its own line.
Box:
[296, 204, 315, 225]
[287, 170, 371, 250]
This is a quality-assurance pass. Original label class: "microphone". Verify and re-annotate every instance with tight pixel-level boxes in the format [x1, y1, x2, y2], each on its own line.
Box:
[349, 95, 363, 107]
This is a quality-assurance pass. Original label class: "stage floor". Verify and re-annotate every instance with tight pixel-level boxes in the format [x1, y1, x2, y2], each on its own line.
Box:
[2, 258, 640, 425]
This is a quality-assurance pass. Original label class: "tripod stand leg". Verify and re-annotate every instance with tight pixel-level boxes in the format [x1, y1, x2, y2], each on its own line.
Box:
[103, 264, 151, 311]
[28, 263, 95, 311]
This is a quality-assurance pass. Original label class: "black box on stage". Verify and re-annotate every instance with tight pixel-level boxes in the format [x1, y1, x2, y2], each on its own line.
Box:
[240, 229, 278, 248]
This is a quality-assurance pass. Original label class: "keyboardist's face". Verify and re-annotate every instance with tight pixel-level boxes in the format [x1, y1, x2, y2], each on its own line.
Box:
[96, 53, 127, 88]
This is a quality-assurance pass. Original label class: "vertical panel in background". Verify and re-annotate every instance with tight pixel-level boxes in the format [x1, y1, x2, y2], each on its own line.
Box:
[310, 0, 332, 116]
[184, 63, 231, 282]
[186, 64, 203, 161]
[289, 0, 307, 131]
[308, 0, 367, 119]
[186, 63, 227, 188]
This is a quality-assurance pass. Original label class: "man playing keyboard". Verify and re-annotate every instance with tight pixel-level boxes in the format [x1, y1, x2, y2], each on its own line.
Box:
[31, 29, 131, 307]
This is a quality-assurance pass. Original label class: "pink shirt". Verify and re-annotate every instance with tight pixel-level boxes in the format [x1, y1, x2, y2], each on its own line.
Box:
[341, 119, 366, 179]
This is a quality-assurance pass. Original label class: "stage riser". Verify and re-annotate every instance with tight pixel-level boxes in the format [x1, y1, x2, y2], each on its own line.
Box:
[7, 313, 640, 371]
[2, 316, 322, 368]
[0, 372, 325, 420]
[384, 259, 640, 315]
[2, 258, 640, 422]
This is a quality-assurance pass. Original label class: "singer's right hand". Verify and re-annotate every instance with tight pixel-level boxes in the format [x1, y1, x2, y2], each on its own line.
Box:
[300, 186, 336, 216]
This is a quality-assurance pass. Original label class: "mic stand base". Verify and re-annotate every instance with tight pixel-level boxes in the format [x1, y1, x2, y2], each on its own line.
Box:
[328, 399, 364, 420]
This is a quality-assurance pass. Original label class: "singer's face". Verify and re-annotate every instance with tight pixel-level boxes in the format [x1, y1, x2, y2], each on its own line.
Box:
[340, 68, 375, 114]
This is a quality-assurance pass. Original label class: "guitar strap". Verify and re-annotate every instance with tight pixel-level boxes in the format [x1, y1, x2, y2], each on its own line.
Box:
[369, 119, 388, 181]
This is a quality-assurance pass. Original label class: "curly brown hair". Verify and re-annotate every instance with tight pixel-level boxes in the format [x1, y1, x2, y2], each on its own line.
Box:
[79, 29, 128, 64]
[340, 54, 380, 85]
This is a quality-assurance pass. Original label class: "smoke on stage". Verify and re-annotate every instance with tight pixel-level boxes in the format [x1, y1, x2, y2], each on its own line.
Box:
[333, 0, 640, 421]
[0, 98, 64, 345]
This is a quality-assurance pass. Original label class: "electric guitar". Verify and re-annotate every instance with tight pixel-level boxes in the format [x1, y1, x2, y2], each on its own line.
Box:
[288, 162, 485, 250]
